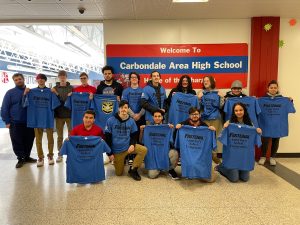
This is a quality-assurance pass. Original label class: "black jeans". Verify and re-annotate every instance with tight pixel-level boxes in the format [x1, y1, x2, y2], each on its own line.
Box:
[261, 137, 280, 157]
[9, 123, 35, 160]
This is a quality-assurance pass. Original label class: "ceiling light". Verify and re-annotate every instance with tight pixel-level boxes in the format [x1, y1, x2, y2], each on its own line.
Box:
[64, 41, 91, 57]
[173, 0, 209, 2]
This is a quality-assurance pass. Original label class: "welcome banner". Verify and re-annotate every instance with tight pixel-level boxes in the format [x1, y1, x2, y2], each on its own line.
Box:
[106, 44, 248, 89]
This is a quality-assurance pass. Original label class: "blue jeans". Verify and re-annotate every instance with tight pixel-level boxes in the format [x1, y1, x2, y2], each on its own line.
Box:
[217, 164, 249, 182]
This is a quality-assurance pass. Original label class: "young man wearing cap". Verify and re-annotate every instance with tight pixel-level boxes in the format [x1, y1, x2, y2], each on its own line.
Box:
[105, 100, 147, 181]
[1, 73, 36, 168]
[24, 74, 57, 167]
[73, 72, 96, 94]
[51, 70, 73, 162]
[224, 80, 247, 99]
[96, 65, 123, 101]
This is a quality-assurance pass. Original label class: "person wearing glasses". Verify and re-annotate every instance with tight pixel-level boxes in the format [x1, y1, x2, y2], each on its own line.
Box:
[73, 72, 96, 94]
[224, 80, 246, 99]
[122, 72, 145, 128]
[175, 107, 218, 183]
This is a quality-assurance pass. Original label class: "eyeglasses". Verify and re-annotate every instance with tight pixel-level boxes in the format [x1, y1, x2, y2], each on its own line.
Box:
[190, 113, 200, 116]
[130, 76, 138, 79]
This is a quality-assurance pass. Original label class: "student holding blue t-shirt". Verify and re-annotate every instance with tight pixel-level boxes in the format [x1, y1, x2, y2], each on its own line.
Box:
[198, 76, 224, 164]
[176, 107, 218, 183]
[140, 110, 179, 180]
[216, 102, 262, 182]
[23, 74, 61, 167]
[258, 80, 295, 166]
[105, 100, 147, 181]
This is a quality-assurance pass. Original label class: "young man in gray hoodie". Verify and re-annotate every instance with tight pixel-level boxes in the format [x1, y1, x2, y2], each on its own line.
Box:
[51, 70, 73, 162]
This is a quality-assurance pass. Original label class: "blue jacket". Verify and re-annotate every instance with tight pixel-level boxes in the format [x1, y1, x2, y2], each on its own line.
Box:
[141, 81, 166, 122]
[1, 86, 27, 124]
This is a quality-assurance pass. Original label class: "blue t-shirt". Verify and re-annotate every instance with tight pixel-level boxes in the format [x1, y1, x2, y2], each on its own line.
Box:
[224, 96, 261, 127]
[65, 93, 90, 128]
[175, 126, 216, 179]
[141, 85, 166, 122]
[24, 88, 60, 128]
[122, 87, 143, 114]
[218, 123, 262, 171]
[60, 136, 111, 184]
[91, 94, 118, 130]
[143, 125, 174, 170]
[200, 90, 221, 120]
[258, 97, 296, 138]
[168, 92, 199, 125]
[105, 116, 138, 154]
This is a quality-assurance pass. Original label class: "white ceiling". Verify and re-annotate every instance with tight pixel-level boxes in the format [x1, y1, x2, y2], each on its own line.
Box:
[0, 0, 299, 21]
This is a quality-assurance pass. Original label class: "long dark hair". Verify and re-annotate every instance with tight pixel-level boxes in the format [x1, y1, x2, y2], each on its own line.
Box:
[229, 102, 252, 126]
[177, 75, 194, 92]
[202, 75, 216, 90]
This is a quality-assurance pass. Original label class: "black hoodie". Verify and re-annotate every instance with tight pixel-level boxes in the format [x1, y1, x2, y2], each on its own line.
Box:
[105, 113, 138, 155]
[141, 80, 166, 114]
[54, 82, 73, 118]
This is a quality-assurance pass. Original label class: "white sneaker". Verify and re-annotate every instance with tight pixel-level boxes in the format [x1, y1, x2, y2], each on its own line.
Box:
[269, 157, 277, 166]
[104, 155, 110, 165]
[258, 157, 266, 165]
[56, 155, 63, 163]
[48, 156, 55, 165]
[37, 158, 44, 167]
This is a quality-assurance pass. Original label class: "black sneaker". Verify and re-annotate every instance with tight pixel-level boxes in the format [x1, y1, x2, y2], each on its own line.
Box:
[128, 167, 141, 181]
[15, 159, 25, 168]
[25, 157, 37, 163]
[168, 169, 179, 180]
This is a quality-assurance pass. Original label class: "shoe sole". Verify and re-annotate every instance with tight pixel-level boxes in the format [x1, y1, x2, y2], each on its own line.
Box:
[169, 174, 180, 180]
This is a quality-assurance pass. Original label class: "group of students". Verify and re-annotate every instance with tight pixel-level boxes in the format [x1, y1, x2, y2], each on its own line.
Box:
[1, 66, 295, 184]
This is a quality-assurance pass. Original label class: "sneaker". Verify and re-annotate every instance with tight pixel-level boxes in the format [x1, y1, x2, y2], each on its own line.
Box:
[15, 159, 25, 168]
[56, 155, 63, 163]
[37, 158, 44, 167]
[168, 169, 179, 180]
[48, 156, 55, 165]
[104, 155, 110, 165]
[128, 159, 133, 166]
[25, 157, 37, 163]
[258, 157, 266, 165]
[177, 158, 181, 166]
[128, 167, 141, 181]
[269, 157, 277, 166]
[212, 153, 221, 164]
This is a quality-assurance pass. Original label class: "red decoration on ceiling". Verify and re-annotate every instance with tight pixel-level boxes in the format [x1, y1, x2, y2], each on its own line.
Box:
[289, 19, 297, 26]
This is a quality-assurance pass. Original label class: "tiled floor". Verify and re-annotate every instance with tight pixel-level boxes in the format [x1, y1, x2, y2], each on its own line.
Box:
[0, 129, 300, 225]
[277, 158, 300, 174]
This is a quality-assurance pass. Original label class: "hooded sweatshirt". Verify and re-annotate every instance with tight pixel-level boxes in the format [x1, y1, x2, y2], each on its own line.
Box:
[96, 80, 123, 97]
[141, 80, 166, 122]
[54, 82, 73, 118]
[105, 113, 138, 155]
